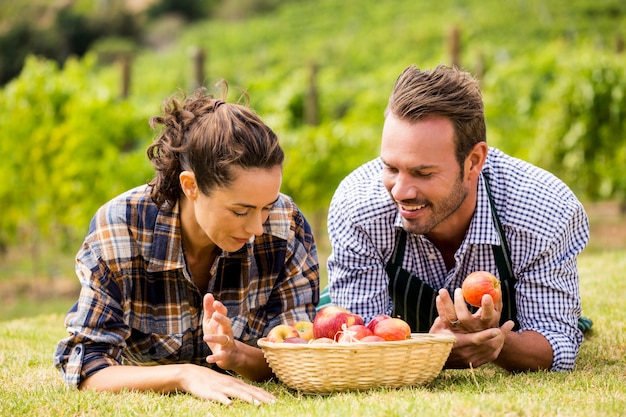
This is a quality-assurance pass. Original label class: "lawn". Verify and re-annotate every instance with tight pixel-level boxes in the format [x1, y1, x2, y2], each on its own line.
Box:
[0, 249, 624, 417]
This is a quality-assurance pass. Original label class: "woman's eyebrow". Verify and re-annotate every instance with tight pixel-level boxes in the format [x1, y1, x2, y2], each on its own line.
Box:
[233, 196, 280, 209]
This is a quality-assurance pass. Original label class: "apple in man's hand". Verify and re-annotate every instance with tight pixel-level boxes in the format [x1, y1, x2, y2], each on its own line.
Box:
[462, 270, 502, 307]
[266, 324, 299, 343]
[313, 305, 364, 340]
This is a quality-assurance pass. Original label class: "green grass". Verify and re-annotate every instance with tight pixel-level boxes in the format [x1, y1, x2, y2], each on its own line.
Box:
[1, 250, 624, 416]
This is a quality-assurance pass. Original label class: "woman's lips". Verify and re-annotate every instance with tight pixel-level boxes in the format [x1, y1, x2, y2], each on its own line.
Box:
[233, 236, 251, 245]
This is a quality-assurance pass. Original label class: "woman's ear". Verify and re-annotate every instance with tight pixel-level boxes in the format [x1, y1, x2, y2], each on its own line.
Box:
[465, 142, 488, 180]
[179, 171, 198, 201]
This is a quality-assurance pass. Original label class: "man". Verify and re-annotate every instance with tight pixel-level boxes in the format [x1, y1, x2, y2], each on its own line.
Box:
[326, 65, 589, 372]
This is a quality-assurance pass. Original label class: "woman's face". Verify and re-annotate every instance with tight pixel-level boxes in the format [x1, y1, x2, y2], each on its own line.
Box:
[183, 165, 282, 252]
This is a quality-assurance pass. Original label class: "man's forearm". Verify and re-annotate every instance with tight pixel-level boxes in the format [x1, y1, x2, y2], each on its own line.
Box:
[494, 330, 553, 372]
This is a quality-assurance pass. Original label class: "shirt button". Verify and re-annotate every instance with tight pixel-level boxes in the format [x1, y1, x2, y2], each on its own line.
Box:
[428, 253, 437, 260]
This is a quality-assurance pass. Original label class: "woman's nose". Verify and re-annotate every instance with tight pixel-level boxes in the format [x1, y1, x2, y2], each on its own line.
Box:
[245, 212, 265, 237]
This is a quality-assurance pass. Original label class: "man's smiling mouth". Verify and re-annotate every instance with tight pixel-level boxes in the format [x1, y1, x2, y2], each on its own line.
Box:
[400, 203, 426, 212]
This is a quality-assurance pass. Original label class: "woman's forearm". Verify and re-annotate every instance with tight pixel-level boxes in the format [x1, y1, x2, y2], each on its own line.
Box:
[79, 363, 189, 394]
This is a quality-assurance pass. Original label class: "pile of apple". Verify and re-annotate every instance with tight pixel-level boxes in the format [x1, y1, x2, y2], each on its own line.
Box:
[265, 306, 412, 344]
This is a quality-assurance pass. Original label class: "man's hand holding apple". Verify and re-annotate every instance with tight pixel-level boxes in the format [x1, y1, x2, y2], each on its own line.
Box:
[430, 287, 515, 369]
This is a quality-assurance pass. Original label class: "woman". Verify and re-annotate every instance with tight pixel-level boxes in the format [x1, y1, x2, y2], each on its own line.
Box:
[54, 85, 320, 405]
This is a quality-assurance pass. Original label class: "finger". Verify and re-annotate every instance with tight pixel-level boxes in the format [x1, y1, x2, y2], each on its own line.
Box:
[494, 289, 503, 311]
[500, 320, 516, 334]
[453, 288, 470, 319]
[212, 298, 229, 316]
[480, 294, 495, 322]
[436, 289, 456, 321]
[429, 316, 454, 333]
[203, 333, 232, 345]
[204, 293, 216, 317]
[206, 351, 226, 364]
[481, 293, 495, 310]
[467, 327, 502, 345]
[221, 380, 276, 405]
[238, 384, 277, 405]
[212, 311, 232, 328]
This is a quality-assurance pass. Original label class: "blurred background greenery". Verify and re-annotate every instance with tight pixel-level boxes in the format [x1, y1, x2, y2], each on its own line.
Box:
[1, 0, 625, 320]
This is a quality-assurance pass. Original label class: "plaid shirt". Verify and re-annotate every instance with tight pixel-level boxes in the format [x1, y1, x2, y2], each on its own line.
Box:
[54, 185, 319, 387]
[327, 147, 589, 371]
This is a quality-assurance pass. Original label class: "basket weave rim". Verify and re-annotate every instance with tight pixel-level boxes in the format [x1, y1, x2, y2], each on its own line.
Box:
[258, 332, 456, 349]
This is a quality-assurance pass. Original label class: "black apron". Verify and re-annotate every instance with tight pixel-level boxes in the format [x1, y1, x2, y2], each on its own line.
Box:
[386, 178, 520, 332]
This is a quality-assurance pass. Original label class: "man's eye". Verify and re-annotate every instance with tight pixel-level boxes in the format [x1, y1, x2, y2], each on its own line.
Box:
[233, 211, 247, 217]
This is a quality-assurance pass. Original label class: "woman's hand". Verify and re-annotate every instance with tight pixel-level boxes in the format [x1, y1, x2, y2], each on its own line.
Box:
[202, 293, 239, 370]
[80, 363, 276, 406]
[202, 293, 274, 381]
[178, 363, 276, 405]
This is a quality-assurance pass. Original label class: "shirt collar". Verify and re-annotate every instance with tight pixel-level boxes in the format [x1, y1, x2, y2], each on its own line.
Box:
[147, 200, 186, 273]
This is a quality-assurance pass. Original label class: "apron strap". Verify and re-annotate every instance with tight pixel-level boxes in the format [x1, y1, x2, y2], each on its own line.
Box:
[483, 175, 520, 329]
[385, 229, 438, 332]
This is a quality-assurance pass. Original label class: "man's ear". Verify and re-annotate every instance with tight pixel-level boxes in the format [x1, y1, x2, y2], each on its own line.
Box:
[465, 142, 488, 180]
[179, 170, 198, 201]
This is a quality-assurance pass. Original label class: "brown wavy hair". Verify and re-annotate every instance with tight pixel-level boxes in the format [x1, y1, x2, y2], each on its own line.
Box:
[385, 64, 486, 169]
[146, 83, 284, 209]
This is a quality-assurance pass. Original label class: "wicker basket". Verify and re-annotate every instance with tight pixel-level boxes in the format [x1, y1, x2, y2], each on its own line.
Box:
[257, 333, 456, 394]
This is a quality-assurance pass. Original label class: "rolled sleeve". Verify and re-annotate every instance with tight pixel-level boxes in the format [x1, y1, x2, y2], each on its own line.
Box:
[53, 342, 85, 388]
[53, 254, 128, 387]
[542, 329, 582, 371]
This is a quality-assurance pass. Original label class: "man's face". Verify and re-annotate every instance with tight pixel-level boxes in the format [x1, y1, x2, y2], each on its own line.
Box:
[380, 114, 471, 237]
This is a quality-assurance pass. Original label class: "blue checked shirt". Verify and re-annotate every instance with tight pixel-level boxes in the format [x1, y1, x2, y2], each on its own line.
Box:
[327, 147, 589, 371]
[54, 185, 319, 387]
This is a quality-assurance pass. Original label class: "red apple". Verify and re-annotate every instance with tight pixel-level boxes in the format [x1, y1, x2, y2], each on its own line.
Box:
[266, 324, 299, 343]
[309, 337, 335, 344]
[337, 324, 373, 342]
[462, 270, 502, 307]
[360, 335, 385, 342]
[366, 313, 391, 333]
[283, 337, 308, 344]
[313, 305, 364, 340]
[373, 317, 411, 341]
[293, 320, 314, 341]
